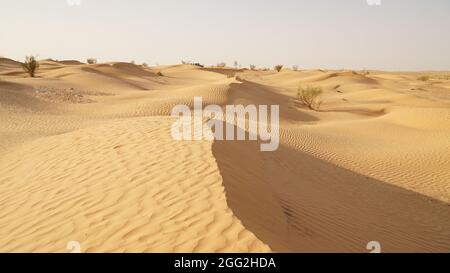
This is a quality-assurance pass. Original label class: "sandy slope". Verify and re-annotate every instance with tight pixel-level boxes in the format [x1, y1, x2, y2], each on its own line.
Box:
[0, 58, 449, 252]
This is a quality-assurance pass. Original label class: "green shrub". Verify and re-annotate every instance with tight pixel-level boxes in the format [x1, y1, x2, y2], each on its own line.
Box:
[22, 56, 40, 77]
[297, 85, 323, 111]
[87, 58, 97, 64]
[274, 65, 283, 72]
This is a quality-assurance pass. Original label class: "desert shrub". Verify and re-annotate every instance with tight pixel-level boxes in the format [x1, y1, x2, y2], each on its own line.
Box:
[87, 58, 97, 64]
[142, 62, 149, 68]
[292, 65, 299, 71]
[274, 65, 283, 72]
[227, 73, 235, 78]
[250, 64, 256, 70]
[217, 62, 226, 68]
[156, 71, 164, 76]
[297, 85, 323, 111]
[131, 60, 135, 65]
[181, 61, 204, 67]
[417, 75, 430, 81]
[22, 56, 40, 77]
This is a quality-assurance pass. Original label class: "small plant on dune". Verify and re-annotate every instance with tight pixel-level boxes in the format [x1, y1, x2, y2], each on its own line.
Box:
[250, 64, 256, 70]
[87, 58, 97, 65]
[142, 62, 149, 68]
[181, 61, 204, 67]
[156, 71, 164, 77]
[417, 75, 430, 82]
[297, 85, 323, 111]
[274, 65, 283, 72]
[227, 73, 235, 78]
[292, 65, 299, 71]
[22, 56, 40, 77]
[217, 62, 226, 68]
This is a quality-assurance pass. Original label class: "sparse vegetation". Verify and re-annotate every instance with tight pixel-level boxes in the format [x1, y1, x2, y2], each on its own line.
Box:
[142, 62, 149, 68]
[234, 61, 238, 69]
[87, 58, 97, 64]
[292, 65, 299, 71]
[33, 86, 113, 104]
[250, 64, 256, 70]
[274, 65, 283, 72]
[297, 85, 323, 111]
[217, 62, 226, 68]
[430, 74, 450, 80]
[22, 56, 40, 77]
[417, 75, 430, 81]
[361, 70, 370, 76]
[180, 61, 204, 67]
[156, 71, 164, 77]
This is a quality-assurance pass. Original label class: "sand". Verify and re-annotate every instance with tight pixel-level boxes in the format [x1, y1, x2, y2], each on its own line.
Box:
[0, 58, 449, 252]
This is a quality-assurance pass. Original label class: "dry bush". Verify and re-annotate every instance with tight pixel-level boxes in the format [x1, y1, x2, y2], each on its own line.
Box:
[274, 65, 283, 72]
[187, 62, 204, 67]
[361, 70, 370, 76]
[417, 75, 430, 81]
[142, 62, 149, 68]
[22, 56, 40, 77]
[297, 85, 323, 111]
[217, 62, 226, 68]
[250, 64, 256, 70]
[156, 71, 164, 76]
[87, 58, 97, 64]
[292, 65, 299, 71]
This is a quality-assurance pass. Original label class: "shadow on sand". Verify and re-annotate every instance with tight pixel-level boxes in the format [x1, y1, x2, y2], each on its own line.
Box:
[212, 130, 450, 252]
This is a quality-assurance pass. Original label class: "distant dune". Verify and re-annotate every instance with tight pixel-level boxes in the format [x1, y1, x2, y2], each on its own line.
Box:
[0, 59, 449, 252]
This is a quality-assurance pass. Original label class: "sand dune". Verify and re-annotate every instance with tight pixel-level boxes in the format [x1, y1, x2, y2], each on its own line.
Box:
[0, 59, 449, 252]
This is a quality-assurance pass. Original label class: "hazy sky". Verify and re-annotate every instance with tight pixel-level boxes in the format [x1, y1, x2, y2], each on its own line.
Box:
[1, 0, 449, 70]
